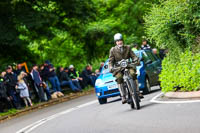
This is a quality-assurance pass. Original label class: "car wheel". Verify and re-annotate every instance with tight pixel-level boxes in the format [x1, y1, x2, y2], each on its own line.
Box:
[98, 98, 107, 104]
[144, 77, 151, 94]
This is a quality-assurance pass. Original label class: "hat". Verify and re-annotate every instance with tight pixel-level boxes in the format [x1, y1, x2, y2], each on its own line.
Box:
[6, 65, 12, 70]
[44, 60, 50, 65]
[69, 65, 74, 69]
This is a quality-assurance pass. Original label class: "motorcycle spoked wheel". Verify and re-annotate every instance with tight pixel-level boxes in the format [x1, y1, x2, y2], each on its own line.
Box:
[126, 80, 140, 110]
[127, 91, 135, 109]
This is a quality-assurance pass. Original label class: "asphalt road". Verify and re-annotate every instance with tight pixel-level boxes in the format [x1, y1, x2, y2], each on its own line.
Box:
[1, 87, 200, 133]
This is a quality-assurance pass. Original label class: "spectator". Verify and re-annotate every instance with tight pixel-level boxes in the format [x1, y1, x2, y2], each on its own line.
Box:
[81, 65, 96, 87]
[57, 66, 64, 81]
[39, 64, 51, 101]
[99, 62, 104, 72]
[68, 65, 84, 89]
[152, 48, 161, 60]
[43, 60, 62, 93]
[4, 66, 22, 109]
[17, 72, 33, 107]
[1, 71, 6, 79]
[141, 40, 151, 50]
[15, 64, 26, 76]
[60, 67, 81, 92]
[0, 72, 13, 112]
[159, 49, 168, 60]
[90, 65, 97, 81]
[31, 64, 46, 102]
[95, 69, 100, 77]
[131, 43, 138, 52]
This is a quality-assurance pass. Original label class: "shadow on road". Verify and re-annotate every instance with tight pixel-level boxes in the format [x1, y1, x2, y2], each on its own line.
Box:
[141, 102, 158, 109]
[143, 87, 161, 96]
[107, 98, 121, 104]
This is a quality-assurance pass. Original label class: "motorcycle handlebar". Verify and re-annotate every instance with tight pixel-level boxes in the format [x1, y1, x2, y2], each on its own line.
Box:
[112, 63, 137, 72]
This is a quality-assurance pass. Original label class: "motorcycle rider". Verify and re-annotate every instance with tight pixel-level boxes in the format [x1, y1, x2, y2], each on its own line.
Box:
[109, 33, 143, 104]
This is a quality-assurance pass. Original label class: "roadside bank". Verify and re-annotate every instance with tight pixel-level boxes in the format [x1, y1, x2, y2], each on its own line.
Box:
[0, 89, 95, 123]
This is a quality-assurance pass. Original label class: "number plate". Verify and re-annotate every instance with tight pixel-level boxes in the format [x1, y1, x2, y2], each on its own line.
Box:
[108, 84, 118, 90]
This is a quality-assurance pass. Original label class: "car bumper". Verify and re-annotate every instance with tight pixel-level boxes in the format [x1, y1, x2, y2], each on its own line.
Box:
[95, 85, 120, 99]
[137, 75, 145, 91]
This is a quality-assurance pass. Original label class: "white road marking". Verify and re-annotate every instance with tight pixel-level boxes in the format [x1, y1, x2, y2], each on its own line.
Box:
[16, 100, 98, 133]
[150, 92, 200, 104]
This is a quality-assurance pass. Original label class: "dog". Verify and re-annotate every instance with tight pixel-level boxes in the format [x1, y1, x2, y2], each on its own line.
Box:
[51, 92, 64, 99]
[57, 92, 64, 97]
[51, 92, 58, 99]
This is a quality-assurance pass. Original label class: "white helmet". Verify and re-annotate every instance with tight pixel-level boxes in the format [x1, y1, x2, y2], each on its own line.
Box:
[114, 33, 123, 42]
[69, 65, 74, 69]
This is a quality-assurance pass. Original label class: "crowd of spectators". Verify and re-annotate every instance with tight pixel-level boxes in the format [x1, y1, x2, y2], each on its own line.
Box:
[0, 61, 98, 113]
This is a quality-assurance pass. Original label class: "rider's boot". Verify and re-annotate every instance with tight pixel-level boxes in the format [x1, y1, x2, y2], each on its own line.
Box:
[118, 84, 127, 104]
[135, 80, 144, 99]
[137, 91, 144, 99]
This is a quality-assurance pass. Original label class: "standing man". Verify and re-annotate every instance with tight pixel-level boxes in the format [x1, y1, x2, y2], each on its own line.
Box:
[15, 64, 26, 76]
[109, 33, 143, 104]
[141, 39, 151, 50]
[4, 66, 21, 109]
[31, 65, 46, 102]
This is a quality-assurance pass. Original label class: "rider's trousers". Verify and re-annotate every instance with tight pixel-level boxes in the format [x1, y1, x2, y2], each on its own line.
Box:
[115, 68, 140, 97]
[114, 68, 137, 84]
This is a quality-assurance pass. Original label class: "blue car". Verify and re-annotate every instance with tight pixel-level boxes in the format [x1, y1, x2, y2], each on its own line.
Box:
[95, 50, 162, 104]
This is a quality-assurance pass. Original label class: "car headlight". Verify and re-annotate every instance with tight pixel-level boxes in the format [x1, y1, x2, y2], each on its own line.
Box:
[137, 69, 140, 76]
[95, 79, 104, 86]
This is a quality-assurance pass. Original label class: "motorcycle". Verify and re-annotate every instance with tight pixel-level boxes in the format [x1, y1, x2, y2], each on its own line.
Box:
[113, 59, 140, 109]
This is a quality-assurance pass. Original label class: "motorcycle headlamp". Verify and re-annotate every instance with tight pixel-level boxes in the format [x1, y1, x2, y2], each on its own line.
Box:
[120, 60, 128, 68]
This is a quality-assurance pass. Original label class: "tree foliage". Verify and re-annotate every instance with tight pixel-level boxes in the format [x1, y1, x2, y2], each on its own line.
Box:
[0, 0, 157, 70]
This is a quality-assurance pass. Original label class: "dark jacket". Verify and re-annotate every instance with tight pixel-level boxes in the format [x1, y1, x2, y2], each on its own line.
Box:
[4, 73, 17, 91]
[0, 78, 8, 99]
[43, 65, 56, 79]
[81, 69, 92, 81]
[68, 69, 78, 79]
[14, 68, 26, 76]
[60, 71, 71, 82]
[32, 69, 42, 86]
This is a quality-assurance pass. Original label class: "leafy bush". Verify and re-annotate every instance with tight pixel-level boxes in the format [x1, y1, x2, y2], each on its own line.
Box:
[160, 50, 200, 92]
[144, 0, 200, 51]
[144, 0, 200, 92]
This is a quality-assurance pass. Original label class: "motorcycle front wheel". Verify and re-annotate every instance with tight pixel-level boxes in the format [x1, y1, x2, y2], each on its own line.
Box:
[127, 79, 140, 110]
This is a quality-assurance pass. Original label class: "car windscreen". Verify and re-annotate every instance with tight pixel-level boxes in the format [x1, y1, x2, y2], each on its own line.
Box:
[144, 51, 157, 61]
[135, 52, 140, 58]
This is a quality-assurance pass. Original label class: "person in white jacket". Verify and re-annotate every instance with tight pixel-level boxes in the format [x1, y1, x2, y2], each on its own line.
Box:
[17, 72, 33, 107]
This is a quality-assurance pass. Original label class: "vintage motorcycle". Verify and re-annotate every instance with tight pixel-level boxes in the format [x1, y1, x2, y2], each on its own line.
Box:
[114, 59, 140, 109]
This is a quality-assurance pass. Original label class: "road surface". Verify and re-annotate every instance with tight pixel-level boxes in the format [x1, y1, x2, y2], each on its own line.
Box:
[0, 87, 200, 133]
